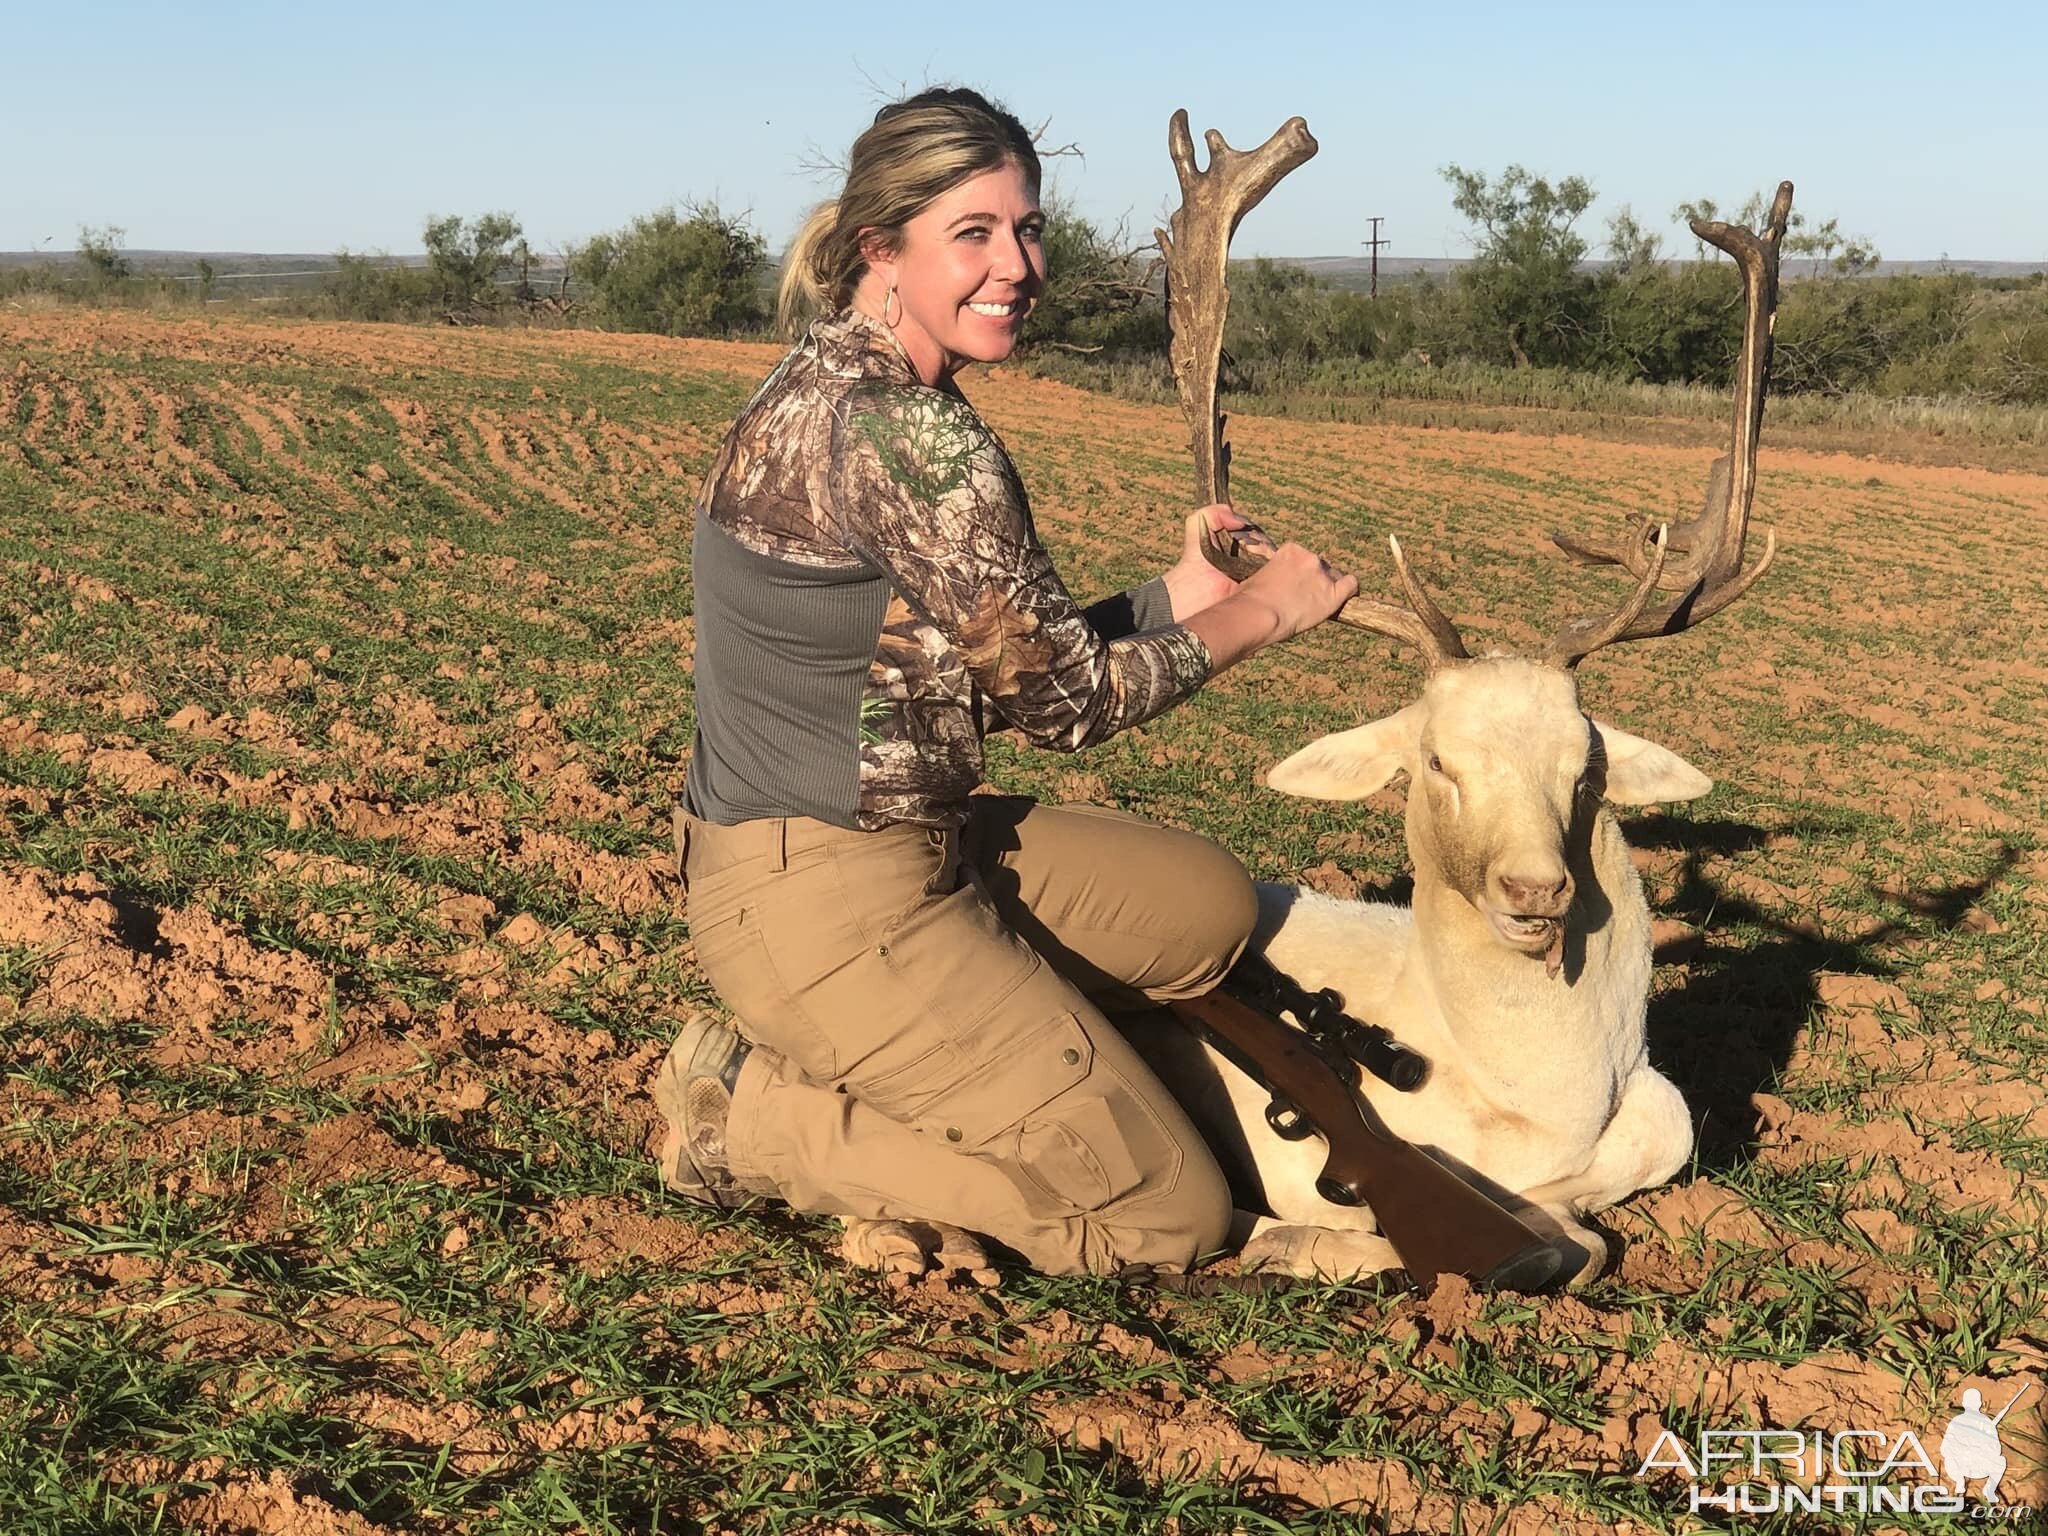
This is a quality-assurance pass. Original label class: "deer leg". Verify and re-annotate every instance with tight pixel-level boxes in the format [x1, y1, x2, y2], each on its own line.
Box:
[1513, 1066, 1694, 1287]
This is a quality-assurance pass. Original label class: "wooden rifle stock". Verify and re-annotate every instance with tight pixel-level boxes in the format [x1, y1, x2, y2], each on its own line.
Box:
[1172, 990, 1563, 1292]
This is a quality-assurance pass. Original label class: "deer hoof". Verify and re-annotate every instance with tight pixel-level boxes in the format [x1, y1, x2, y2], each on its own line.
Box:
[1241, 1225, 1402, 1282]
[1555, 1224, 1610, 1289]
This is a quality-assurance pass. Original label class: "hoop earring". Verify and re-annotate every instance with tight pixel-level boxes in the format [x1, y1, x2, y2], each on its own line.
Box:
[881, 283, 901, 328]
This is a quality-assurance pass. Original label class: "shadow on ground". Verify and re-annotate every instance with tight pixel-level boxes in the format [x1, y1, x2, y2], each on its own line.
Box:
[1635, 814, 2019, 1174]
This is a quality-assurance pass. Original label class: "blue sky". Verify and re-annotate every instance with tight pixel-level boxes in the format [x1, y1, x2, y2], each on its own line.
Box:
[6, 0, 2044, 261]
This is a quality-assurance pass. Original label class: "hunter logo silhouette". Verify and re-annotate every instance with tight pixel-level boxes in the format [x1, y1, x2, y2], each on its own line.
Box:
[1939, 1383, 2032, 1503]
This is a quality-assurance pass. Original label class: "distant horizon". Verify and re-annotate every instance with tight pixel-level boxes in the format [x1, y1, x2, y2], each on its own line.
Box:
[6, 246, 2041, 276]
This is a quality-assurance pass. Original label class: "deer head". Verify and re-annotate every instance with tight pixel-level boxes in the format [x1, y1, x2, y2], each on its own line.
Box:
[1264, 192, 1789, 974]
[1265, 658, 1711, 973]
[1157, 118, 1789, 975]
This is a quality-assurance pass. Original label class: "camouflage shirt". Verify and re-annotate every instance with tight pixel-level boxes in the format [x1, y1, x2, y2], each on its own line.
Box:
[689, 308, 1212, 830]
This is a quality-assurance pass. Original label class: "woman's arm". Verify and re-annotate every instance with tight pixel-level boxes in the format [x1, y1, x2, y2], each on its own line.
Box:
[836, 389, 1352, 749]
[837, 392, 1204, 750]
[1086, 506, 1274, 639]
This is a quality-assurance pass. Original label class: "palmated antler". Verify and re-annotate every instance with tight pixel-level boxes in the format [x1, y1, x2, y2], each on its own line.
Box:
[1158, 111, 1472, 674]
[1546, 182, 1792, 668]
[1157, 110, 1319, 510]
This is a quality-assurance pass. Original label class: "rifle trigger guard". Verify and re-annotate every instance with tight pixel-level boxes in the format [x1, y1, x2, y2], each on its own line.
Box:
[1264, 1095, 1314, 1141]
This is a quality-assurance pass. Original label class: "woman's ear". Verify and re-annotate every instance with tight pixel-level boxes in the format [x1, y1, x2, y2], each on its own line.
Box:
[856, 228, 897, 288]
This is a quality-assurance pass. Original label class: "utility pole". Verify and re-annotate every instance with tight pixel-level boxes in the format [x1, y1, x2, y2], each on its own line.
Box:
[1363, 216, 1388, 299]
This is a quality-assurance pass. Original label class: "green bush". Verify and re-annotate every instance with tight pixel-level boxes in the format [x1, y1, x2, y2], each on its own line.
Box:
[0, 262, 70, 300]
[321, 254, 444, 322]
[570, 203, 768, 337]
[422, 212, 524, 309]
[1590, 263, 1741, 384]
[1024, 201, 1163, 355]
[76, 225, 133, 283]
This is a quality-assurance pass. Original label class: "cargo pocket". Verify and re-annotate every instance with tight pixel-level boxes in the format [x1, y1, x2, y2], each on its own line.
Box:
[893, 1011, 1093, 1150]
[1015, 1084, 1155, 1216]
[687, 910, 841, 1083]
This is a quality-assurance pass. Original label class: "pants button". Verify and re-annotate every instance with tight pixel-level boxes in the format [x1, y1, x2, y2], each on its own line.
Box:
[945, 1126, 963, 1142]
[1061, 1047, 1081, 1066]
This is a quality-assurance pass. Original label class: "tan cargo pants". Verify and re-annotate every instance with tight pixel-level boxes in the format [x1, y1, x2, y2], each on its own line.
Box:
[676, 797, 1256, 1275]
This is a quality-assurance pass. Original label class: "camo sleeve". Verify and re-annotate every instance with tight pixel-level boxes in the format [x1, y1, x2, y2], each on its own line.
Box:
[835, 387, 1211, 752]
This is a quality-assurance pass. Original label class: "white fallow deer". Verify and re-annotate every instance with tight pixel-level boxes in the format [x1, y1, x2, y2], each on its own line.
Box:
[1130, 169, 1794, 1287]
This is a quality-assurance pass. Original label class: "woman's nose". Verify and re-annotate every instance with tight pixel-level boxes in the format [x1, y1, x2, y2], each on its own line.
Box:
[993, 231, 1033, 284]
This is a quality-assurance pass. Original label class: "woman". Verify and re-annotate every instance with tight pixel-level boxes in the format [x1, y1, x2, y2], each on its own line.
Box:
[658, 86, 1356, 1277]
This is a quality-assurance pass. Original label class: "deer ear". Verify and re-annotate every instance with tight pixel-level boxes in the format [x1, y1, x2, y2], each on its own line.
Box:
[1592, 718, 1713, 804]
[1266, 703, 1424, 801]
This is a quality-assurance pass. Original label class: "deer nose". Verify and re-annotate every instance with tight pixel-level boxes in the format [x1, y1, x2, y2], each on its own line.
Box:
[1496, 870, 1572, 917]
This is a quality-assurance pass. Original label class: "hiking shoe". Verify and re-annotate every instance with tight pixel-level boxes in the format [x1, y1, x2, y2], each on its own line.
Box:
[652, 1012, 767, 1208]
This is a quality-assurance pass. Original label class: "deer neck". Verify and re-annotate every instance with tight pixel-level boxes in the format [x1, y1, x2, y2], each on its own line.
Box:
[1406, 807, 1652, 1064]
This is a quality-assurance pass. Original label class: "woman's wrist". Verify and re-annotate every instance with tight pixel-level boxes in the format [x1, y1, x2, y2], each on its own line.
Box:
[1182, 589, 1289, 674]
[1160, 557, 1236, 624]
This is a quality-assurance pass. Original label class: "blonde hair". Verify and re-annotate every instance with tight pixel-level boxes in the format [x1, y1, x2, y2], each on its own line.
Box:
[776, 87, 1040, 336]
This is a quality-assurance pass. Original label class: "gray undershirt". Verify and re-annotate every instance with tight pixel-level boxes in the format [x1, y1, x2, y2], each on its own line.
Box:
[683, 514, 1176, 828]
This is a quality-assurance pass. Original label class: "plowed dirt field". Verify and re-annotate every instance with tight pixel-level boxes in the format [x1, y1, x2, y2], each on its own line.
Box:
[2, 311, 2044, 1533]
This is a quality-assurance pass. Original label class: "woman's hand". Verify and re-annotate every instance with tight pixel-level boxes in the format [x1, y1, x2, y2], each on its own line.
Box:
[1232, 541, 1357, 643]
[1180, 535, 1357, 675]
[1160, 504, 1278, 622]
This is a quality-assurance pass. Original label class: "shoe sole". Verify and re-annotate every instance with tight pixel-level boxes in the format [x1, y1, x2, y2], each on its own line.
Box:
[652, 1020, 718, 1200]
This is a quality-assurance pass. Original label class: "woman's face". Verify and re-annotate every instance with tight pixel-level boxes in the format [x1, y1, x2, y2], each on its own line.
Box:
[866, 160, 1045, 384]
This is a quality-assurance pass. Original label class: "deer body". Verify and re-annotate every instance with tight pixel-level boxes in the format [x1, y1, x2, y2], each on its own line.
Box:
[1259, 826, 1649, 1193]
[1131, 657, 1700, 1283]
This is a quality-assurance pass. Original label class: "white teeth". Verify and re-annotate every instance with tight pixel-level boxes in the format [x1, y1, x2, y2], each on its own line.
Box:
[967, 302, 1015, 316]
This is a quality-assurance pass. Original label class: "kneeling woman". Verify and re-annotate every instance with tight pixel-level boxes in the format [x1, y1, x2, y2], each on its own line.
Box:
[659, 87, 1355, 1276]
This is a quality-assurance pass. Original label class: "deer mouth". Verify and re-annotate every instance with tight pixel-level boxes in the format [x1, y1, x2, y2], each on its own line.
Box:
[1488, 910, 1559, 951]
[1488, 909, 1571, 978]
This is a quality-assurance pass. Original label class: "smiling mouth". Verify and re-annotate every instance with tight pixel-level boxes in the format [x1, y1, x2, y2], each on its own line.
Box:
[967, 301, 1020, 318]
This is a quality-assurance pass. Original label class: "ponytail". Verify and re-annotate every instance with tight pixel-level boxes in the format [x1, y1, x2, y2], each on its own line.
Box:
[775, 200, 842, 337]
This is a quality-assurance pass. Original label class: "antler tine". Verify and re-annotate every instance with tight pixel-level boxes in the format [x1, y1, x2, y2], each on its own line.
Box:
[1546, 180, 1791, 667]
[1275, 537, 1461, 674]
[1332, 599, 1462, 675]
[1157, 110, 1318, 511]
[1546, 525, 1669, 668]
[1386, 536, 1470, 666]
[1691, 180, 1791, 591]
[1154, 112, 1468, 676]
